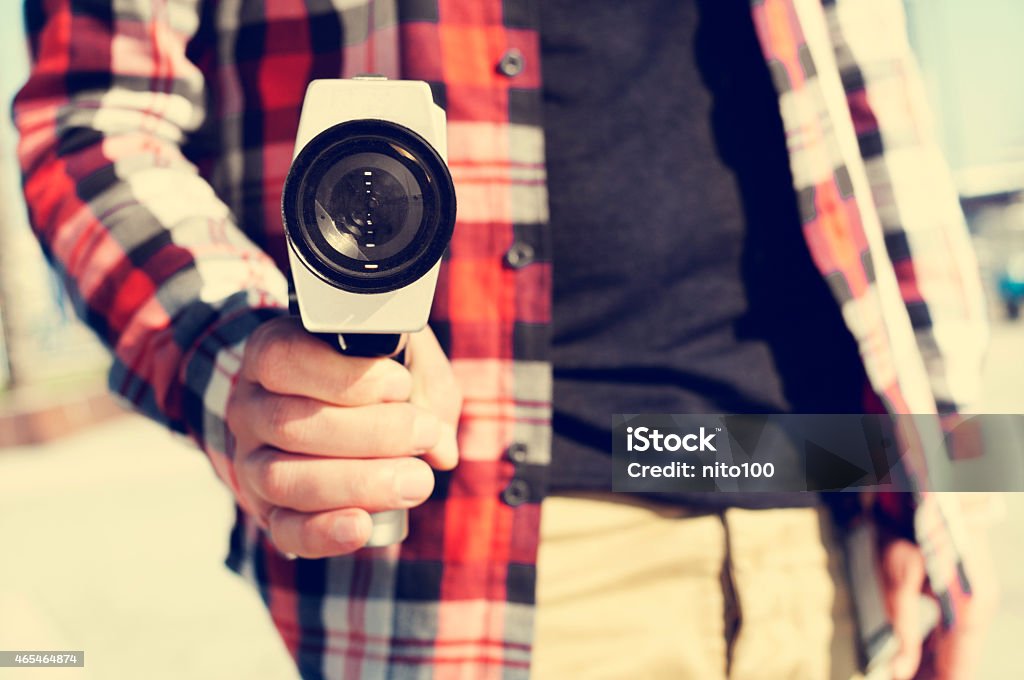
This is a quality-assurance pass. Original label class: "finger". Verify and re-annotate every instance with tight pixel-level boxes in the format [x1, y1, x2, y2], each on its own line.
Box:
[236, 480, 274, 531]
[268, 506, 373, 558]
[244, 317, 412, 405]
[405, 328, 462, 470]
[240, 447, 436, 512]
[930, 610, 992, 680]
[883, 539, 927, 680]
[242, 388, 442, 457]
[930, 530, 999, 679]
[425, 422, 460, 472]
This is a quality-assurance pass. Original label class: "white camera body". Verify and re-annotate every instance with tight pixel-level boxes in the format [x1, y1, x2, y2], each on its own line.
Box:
[286, 78, 450, 334]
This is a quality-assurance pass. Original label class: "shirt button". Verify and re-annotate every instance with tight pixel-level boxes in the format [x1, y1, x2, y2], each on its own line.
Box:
[502, 478, 530, 506]
[497, 48, 525, 77]
[507, 442, 529, 464]
[503, 242, 535, 269]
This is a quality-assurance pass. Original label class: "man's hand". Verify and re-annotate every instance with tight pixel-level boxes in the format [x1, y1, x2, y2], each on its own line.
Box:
[883, 530, 998, 679]
[225, 317, 462, 558]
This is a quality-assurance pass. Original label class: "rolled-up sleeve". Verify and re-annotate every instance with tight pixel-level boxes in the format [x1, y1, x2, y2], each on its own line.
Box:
[827, 0, 990, 416]
[13, 0, 289, 490]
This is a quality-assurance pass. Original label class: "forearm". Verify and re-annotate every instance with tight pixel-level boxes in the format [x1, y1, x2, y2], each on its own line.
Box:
[826, 0, 989, 415]
[14, 0, 288, 470]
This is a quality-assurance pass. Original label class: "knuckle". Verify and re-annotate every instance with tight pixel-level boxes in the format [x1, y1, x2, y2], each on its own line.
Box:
[236, 484, 271, 526]
[244, 321, 280, 368]
[243, 324, 271, 366]
[395, 401, 418, 428]
[344, 360, 407, 404]
[374, 364, 412, 401]
[255, 336, 299, 391]
[224, 382, 247, 429]
[330, 357, 364, 398]
[305, 519, 341, 555]
[377, 403, 417, 452]
[265, 397, 309, 448]
[258, 457, 296, 505]
[267, 512, 301, 556]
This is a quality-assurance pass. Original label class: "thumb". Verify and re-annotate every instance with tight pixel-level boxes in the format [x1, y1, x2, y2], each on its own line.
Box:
[405, 327, 462, 471]
[883, 538, 927, 680]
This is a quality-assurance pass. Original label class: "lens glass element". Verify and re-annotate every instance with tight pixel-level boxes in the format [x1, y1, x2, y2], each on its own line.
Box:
[313, 151, 424, 263]
[282, 120, 457, 294]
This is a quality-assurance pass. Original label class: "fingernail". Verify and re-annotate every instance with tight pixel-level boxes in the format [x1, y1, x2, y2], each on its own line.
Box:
[331, 514, 368, 545]
[412, 412, 441, 451]
[396, 460, 434, 504]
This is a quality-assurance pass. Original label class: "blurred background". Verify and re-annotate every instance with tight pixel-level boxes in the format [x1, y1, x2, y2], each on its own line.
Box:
[2, 1, 1024, 678]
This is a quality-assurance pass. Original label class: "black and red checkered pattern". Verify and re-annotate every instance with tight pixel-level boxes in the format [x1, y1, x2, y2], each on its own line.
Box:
[14, 0, 988, 676]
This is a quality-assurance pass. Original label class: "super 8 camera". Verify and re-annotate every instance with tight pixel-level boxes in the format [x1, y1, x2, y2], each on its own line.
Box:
[282, 77, 457, 546]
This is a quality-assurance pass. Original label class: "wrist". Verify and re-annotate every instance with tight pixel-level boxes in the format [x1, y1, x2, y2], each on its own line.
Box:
[181, 300, 288, 488]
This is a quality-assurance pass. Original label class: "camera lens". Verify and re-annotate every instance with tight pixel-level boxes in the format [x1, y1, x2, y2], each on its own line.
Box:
[282, 120, 456, 294]
[313, 153, 423, 262]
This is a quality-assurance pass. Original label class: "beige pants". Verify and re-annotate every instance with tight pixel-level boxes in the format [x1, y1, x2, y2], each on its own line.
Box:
[532, 493, 864, 680]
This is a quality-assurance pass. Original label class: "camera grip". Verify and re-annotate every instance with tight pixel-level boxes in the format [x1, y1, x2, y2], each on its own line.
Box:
[323, 332, 410, 548]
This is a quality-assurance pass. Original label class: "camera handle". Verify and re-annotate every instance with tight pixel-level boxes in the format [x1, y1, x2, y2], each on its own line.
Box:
[328, 332, 410, 548]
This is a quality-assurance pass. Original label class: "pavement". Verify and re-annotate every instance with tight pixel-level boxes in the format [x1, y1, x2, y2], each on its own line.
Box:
[1, 320, 1024, 679]
[0, 418, 299, 680]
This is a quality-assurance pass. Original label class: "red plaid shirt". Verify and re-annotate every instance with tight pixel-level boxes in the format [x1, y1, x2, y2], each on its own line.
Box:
[15, 0, 988, 677]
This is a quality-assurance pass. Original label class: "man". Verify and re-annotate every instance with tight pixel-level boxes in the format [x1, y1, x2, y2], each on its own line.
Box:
[14, 0, 996, 678]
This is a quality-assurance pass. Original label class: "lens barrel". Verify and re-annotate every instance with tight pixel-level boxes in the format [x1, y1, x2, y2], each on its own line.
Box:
[283, 120, 456, 294]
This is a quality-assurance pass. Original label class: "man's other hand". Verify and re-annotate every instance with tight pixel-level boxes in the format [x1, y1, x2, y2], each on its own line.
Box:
[883, 530, 998, 680]
[225, 317, 462, 558]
